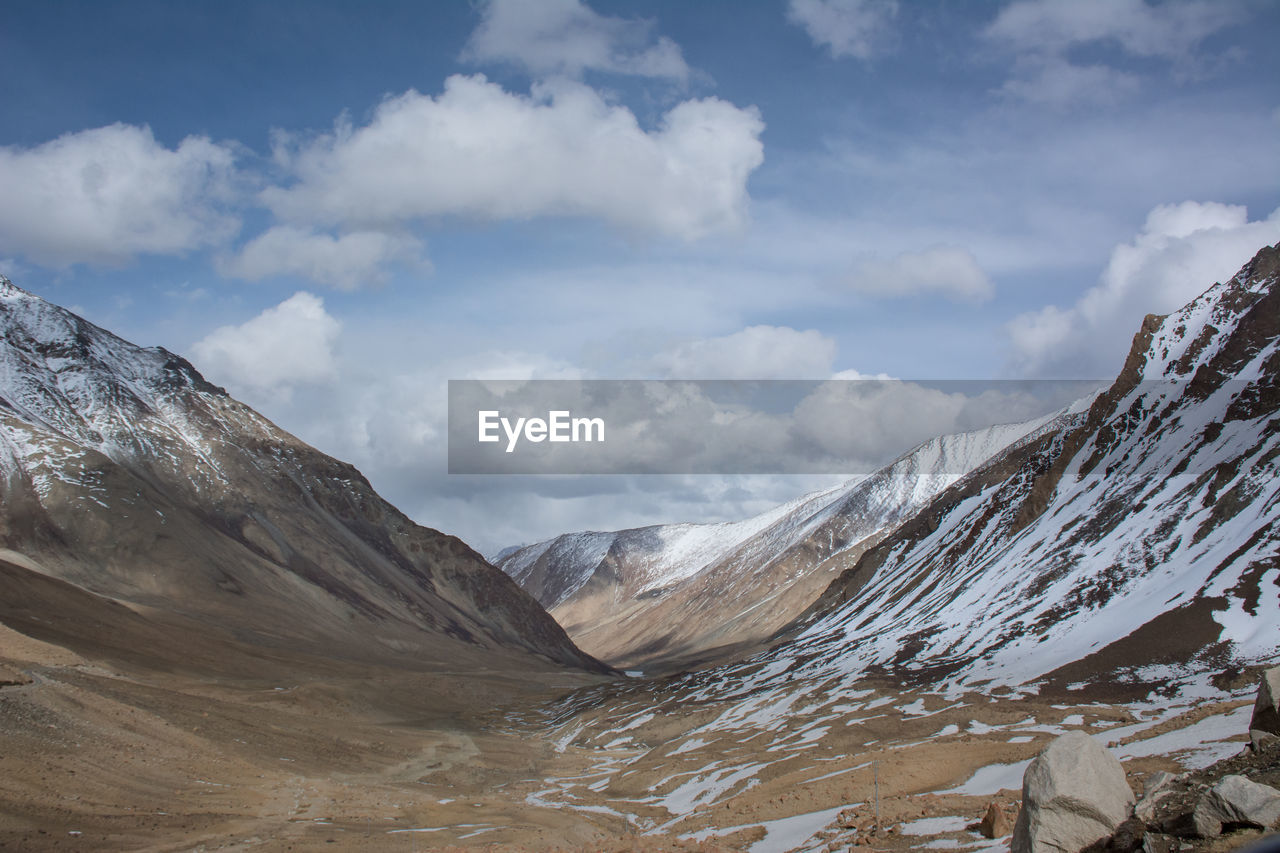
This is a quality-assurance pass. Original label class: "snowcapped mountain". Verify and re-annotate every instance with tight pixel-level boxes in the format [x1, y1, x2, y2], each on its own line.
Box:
[0, 276, 604, 672]
[498, 414, 1063, 670]
[718, 243, 1280, 694]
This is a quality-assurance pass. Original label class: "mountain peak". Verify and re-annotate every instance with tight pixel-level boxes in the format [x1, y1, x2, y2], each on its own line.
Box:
[0, 278, 606, 673]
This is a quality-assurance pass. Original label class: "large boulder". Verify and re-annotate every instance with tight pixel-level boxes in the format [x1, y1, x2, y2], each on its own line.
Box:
[1012, 731, 1135, 853]
[1251, 666, 1280, 751]
[1191, 775, 1280, 838]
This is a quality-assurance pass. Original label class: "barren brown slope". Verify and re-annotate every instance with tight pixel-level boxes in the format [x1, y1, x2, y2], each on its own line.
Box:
[0, 275, 608, 673]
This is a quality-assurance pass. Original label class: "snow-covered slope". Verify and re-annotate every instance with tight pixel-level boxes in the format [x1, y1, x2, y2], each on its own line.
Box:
[0, 276, 604, 672]
[511, 247, 1280, 839]
[498, 412, 1062, 669]
[709, 242, 1280, 695]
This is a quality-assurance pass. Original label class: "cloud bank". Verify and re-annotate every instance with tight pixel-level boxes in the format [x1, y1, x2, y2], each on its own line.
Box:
[218, 227, 426, 291]
[1008, 201, 1280, 376]
[845, 246, 994, 302]
[190, 292, 341, 399]
[652, 325, 838, 379]
[263, 75, 764, 241]
[0, 124, 239, 267]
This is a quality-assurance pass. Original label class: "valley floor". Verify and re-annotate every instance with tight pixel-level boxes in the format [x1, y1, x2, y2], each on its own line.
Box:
[1, 621, 1275, 853]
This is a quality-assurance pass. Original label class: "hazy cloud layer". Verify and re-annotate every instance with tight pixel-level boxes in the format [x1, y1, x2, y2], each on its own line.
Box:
[463, 0, 690, 81]
[190, 292, 341, 399]
[1008, 201, 1280, 376]
[218, 226, 426, 291]
[985, 0, 1243, 105]
[652, 325, 838, 379]
[786, 0, 899, 61]
[0, 124, 239, 267]
[262, 75, 764, 241]
[845, 246, 994, 302]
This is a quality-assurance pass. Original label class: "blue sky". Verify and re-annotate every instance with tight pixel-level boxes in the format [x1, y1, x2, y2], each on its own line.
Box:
[2, 0, 1279, 553]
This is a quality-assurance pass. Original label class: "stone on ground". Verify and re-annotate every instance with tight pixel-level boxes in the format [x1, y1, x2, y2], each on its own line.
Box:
[1191, 775, 1280, 838]
[1011, 731, 1135, 853]
[1251, 666, 1280, 751]
[980, 801, 1012, 838]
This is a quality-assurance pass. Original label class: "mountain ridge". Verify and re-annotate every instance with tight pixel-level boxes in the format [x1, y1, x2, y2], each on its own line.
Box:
[751, 243, 1280, 694]
[498, 410, 1071, 670]
[0, 275, 608, 673]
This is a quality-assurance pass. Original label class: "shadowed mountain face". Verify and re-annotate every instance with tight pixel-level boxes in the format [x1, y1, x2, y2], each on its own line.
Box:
[0, 277, 606, 674]
[498, 416, 1064, 671]
[747, 244, 1280, 692]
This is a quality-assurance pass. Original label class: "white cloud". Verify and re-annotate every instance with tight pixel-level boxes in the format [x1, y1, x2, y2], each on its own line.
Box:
[985, 0, 1243, 105]
[1008, 201, 1280, 377]
[262, 75, 764, 240]
[217, 226, 426, 291]
[986, 0, 1236, 59]
[786, 0, 898, 61]
[845, 245, 994, 302]
[996, 56, 1141, 107]
[0, 123, 240, 268]
[189, 292, 341, 399]
[463, 0, 690, 81]
[652, 325, 838, 379]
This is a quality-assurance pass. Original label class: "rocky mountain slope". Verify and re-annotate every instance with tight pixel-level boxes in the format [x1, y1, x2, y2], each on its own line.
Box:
[498, 414, 1065, 670]
[0, 276, 605, 673]
[506, 246, 1280, 850]
[737, 242, 1280, 694]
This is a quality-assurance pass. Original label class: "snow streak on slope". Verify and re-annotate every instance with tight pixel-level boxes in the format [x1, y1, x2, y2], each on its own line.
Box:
[492, 247, 1280, 847]
[500, 411, 1068, 668]
[719, 243, 1280, 695]
[501, 483, 849, 609]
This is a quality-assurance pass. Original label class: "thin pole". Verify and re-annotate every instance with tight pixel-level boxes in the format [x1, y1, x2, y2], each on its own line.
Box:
[874, 761, 881, 829]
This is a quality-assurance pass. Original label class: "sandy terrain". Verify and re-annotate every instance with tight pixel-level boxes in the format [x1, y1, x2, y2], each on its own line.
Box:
[2, 611, 1274, 852]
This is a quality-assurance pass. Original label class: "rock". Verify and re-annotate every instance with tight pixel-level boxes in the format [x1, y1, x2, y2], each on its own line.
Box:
[1253, 729, 1279, 752]
[1251, 667, 1280, 749]
[981, 801, 1012, 838]
[0, 664, 32, 687]
[1140, 832, 1174, 853]
[1191, 775, 1280, 838]
[1134, 771, 1179, 823]
[1011, 731, 1135, 853]
[1107, 816, 1146, 852]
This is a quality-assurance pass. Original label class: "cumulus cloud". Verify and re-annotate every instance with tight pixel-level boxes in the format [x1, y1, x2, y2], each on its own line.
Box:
[786, 0, 898, 61]
[0, 123, 240, 267]
[189, 292, 341, 399]
[262, 75, 763, 240]
[985, 0, 1243, 105]
[463, 0, 690, 81]
[845, 245, 994, 302]
[1008, 201, 1280, 377]
[652, 325, 838, 379]
[217, 226, 426, 291]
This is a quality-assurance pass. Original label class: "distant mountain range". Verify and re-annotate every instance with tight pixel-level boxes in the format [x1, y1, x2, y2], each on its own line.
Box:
[501, 246, 1280, 690]
[498, 393, 1076, 671]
